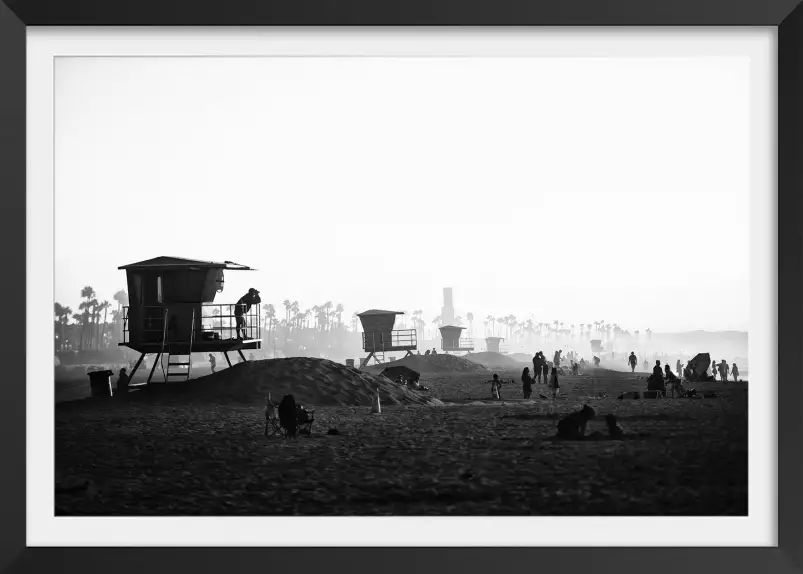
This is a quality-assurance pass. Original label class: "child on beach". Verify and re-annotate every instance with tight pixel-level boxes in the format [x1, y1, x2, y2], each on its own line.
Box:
[490, 374, 503, 399]
[549, 366, 560, 399]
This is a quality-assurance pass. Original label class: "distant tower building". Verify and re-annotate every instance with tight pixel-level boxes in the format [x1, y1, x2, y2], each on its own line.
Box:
[441, 287, 455, 326]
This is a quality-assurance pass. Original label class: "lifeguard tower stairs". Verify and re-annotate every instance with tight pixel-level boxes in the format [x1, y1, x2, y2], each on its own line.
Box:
[358, 310, 417, 367]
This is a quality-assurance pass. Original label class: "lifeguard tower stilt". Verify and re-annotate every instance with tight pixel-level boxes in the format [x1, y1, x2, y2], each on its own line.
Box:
[118, 256, 262, 385]
[439, 325, 474, 354]
[485, 337, 504, 353]
[357, 310, 417, 367]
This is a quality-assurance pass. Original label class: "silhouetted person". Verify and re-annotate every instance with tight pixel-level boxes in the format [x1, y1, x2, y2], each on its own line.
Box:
[116, 368, 130, 394]
[647, 360, 666, 392]
[628, 352, 637, 372]
[719, 360, 729, 382]
[732, 363, 740, 382]
[542, 360, 550, 383]
[643, 359, 649, 371]
[278, 394, 298, 438]
[521, 367, 534, 399]
[490, 374, 503, 399]
[432, 348, 438, 355]
[664, 364, 681, 397]
[424, 349, 431, 356]
[593, 356, 600, 367]
[208, 353, 216, 373]
[676, 359, 682, 377]
[549, 366, 560, 398]
[711, 360, 718, 380]
[235, 288, 261, 339]
[572, 362, 580, 375]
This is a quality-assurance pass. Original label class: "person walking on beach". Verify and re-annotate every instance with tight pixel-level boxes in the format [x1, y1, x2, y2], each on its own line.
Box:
[719, 360, 730, 382]
[676, 359, 683, 378]
[628, 352, 638, 372]
[549, 366, 561, 399]
[490, 374, 503, 399]
[732, 363, 740, 382]
[521, 367, 534, 399]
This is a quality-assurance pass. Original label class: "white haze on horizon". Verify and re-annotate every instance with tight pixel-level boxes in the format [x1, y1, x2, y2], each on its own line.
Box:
[54, 56, 750, 333]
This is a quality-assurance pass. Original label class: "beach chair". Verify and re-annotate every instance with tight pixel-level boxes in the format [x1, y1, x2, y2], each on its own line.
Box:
[264, 400, 283, 437]
[265, 404, 315, 438]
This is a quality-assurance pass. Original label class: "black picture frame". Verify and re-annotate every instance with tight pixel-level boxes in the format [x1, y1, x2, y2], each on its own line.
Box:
[1, 1, 800, 573]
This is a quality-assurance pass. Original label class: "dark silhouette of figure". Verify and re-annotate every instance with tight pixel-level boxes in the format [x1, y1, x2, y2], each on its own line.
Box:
[549, 366, 560, 398]
[278, 394, 298, 438]
[521, 367, 534, 399]
[235, 288, 261, 339]
[593, 356, 600, 367]
[647, 360, 666, 392]
[664, 364, 681, 396]
[490, 374, 503, 399]
[628, 352, 637, 372]
[732, 363, 740, 382]
[116, 368, 130, 394]
[719, 360, 730, 382]
[208, 353, 216, 373]
[676, 359, 682, 378]
[424, 349, 431, 356]
[556, 405, 595, 439]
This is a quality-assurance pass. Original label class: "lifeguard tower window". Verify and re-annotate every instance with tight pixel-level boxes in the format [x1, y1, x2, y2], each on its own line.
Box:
[157, 276, 163, 304]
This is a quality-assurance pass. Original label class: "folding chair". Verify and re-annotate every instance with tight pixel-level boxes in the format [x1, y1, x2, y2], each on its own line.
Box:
[297, 409, 315, 436]
[264, 401, 284, 437]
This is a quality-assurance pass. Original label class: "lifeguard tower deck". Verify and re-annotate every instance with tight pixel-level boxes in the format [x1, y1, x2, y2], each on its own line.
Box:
[485, 337, 505, 354]
[358, 310, 417, 367]
[439, 325, 474, 353]
[118, 256, 262, 384]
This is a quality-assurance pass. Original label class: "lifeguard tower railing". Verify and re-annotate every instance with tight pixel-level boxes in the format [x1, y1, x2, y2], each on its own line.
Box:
[361, 329, 417, 351]
[442, 337, 475, 351]
[121, 303, 262, 344]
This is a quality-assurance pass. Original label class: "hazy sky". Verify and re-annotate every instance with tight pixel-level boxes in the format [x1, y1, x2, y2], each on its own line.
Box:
[55, 56, 750, 332]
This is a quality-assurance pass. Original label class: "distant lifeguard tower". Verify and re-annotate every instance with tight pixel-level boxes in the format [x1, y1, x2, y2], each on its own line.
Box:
[118, 256, 262, 384]
[439, 325, 474, 353]
[357, 310, 417, 367]
[590, 339, 605, 354]
[485, 337, 504, 353]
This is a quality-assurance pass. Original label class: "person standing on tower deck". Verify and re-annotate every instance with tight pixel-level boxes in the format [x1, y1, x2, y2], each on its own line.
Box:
[234, 288, 261, 340]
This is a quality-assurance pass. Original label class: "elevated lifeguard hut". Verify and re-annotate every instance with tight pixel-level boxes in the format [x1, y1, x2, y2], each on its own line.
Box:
[358, 310, 417, 366]
[440, 325, 474, 353]
[118, 256, 262, 384]
[590, 339, 605, 354]
[485, 337, 504, 353]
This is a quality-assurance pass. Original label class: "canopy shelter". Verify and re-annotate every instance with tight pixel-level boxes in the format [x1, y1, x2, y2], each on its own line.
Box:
[440, 325, 474, 353]
[357, 309, 417, 367]
[118, 256, 261, 385]
[485, 336, 505, 353]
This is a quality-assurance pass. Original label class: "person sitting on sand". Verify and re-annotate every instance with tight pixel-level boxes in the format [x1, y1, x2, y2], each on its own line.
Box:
[572, 362, 580, 375]
[208, 353, 216, 373]
[431, 348, 437, 355]
[424, 349, 430, 356]
[554, 350, 562, 367]
[647, 360, 666, 392]
[116, 368, 130, 394]
[549, 366, 560, 398]
[490, 374, 503, 399]
[664, 364, 682, 397]
[732, 363, 740, 382]
[521, 367, 534, 400]
[593, 356, 600, 367]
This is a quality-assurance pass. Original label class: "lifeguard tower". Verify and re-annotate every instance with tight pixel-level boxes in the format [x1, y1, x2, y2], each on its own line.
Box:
[439, 325, 474, 353]
[485, 337, 504, 353]
[118, 256, 262, 384]
[590, 339, 605, 354]
[358, 310, 417, 367]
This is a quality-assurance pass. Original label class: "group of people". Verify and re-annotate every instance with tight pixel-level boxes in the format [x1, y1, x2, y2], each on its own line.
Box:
[709, 359, 740, 382]
[628, 351, 741, 383]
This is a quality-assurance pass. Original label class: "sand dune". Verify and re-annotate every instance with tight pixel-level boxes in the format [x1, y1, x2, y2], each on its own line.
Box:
[115, 358, 441, 407]
[463, 351, 523, 369]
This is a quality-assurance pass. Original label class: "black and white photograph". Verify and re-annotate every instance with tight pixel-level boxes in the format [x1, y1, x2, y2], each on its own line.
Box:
[29, 28, 774, 546]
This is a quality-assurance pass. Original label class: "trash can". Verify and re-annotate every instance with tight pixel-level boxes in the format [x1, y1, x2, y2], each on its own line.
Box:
[345, 359, 355, 368]
[87, 370, 114, 398]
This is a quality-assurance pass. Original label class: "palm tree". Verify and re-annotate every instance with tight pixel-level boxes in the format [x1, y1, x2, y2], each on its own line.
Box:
[282, 299, 291, 324]
[79, 286, 96, 349]
[335, 303, 344, 328]
[98, 300, 111, 349]
[54, 303, 64, 352]
[466, 312, 474, 337]
[113, 289, 128, 341]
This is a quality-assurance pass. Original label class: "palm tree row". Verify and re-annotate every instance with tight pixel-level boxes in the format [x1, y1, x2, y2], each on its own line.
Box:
[55, 286, 129, 351]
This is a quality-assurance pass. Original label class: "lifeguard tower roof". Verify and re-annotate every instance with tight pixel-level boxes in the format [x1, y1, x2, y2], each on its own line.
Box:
[119, 256, 255, 271]
[357, 309, 404, 317]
